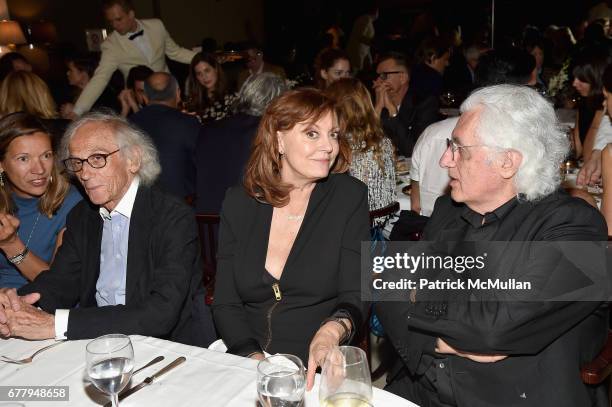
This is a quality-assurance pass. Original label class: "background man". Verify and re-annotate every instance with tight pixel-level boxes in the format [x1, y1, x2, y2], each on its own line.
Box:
[373, 52, 439, 157]
[66, 0, 195, 117]
[130, 72, 199, 200]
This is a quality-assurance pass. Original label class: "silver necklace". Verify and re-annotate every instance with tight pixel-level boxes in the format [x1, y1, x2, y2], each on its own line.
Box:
[24, 212, 41, 247]
[286, 214, 304, 221]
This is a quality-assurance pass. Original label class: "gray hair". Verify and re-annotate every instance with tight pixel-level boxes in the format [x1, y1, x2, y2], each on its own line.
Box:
[235, 72, 288, 116]
[59, 111, 161, 186]
[144, 73, 178, 102]
[461, 84, 569, 201]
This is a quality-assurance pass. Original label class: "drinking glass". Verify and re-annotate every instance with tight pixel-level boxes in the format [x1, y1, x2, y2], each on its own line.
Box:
[86, 334, 134, 407]
[257, 354, 305, 407]
[319, 346, 372, 407]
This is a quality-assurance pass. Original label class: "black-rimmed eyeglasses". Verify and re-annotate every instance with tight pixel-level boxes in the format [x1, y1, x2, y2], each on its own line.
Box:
[377, 71, 404, 80]
[63, 149, 120, 172]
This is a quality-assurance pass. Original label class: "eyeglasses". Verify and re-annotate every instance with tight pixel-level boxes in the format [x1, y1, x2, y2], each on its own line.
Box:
[445, 138, 493, 160]
[63, 149, 120, 172]
[376, 71, 404, 80]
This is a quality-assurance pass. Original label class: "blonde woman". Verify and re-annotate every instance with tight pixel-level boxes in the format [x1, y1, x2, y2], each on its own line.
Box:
[0, 71, 57, 118]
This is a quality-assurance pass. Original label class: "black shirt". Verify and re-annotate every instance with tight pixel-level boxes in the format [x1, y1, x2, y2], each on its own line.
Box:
[378, 190, 609, 407]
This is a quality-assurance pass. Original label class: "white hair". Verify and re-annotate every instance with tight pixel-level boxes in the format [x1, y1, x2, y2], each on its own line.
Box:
[60, 111, 161, 186]
[461, 84, 569, 201]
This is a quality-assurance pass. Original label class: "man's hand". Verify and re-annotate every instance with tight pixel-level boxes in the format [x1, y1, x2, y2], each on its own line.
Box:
[306, 320, 347, 391]
[435, 338, 507, 363]
[6, 302, 54, 340]
[577, 150, 602, 186]
[0, 288, 40, 337]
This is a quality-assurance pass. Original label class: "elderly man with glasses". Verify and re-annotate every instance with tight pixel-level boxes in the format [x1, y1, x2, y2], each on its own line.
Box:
[373, 51, 440, 156]
[0, 112, 215, 347]
[377, 85, 609, 406]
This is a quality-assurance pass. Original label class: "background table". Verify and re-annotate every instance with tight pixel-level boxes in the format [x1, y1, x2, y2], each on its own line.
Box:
[0, 336, 418, 406]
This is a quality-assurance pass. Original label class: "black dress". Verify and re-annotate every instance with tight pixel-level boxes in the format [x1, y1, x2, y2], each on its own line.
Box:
[212, 173, 370, 363]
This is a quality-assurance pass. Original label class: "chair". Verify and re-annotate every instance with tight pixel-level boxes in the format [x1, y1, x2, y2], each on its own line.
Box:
[369, 201, 400, 225]
[195, 213, 220, 305]
[581, 302, 612, 406]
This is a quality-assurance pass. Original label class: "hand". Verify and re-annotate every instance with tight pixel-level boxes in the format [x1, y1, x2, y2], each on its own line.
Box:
[306, 320, 346, 391]
[577, 150, 602, 186]
[372, 80, 386, 115]
[6, 302, 54, 340]
[60, 103, 77, 120]
[249, 352, 265, 361]
[435, 338, 507, 363]
[0, 213, 20, 247]
[0, 288, 40, 337]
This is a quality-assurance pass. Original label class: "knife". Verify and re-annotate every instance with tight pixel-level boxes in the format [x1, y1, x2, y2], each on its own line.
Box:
[104, 356, 186, 407]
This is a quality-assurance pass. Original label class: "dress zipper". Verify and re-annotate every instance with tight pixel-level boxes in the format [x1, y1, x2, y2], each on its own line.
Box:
[263, 282, 282, 352]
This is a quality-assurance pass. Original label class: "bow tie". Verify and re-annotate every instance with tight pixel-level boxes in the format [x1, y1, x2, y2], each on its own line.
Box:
[128, 30, 144, 40]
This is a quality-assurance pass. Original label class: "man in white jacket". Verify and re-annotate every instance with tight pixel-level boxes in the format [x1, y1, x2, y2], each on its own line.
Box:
[64, 0, 195, 117]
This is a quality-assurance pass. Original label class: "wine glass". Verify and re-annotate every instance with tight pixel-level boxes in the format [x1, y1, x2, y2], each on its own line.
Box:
[319, 346, 372, 407]
[257, 354, 305, 407]
[86, 334, 134, 407]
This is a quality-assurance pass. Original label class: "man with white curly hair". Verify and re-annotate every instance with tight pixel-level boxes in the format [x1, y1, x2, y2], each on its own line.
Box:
[0, 112, 214, 346]
[378, 85, 609, 406]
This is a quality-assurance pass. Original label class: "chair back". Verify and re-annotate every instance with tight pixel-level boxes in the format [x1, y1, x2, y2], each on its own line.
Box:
[195, 213, 221, 305]
[369, 201, 399, 226]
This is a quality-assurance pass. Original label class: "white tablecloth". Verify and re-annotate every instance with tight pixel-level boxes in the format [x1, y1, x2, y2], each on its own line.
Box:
[0, 336, 417, 407]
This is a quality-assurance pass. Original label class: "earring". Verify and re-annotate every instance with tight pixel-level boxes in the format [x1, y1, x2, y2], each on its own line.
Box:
[49, 175, 53, 184]
[0, 171, 4, 187]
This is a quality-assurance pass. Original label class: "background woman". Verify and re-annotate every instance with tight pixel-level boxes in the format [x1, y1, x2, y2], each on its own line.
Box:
[325, 78, 396, 213]
[212, 88, 368, 390]
[0, 71, 69, 146]
[314, 47, 351, 89]
[60, 53, 121, 119]
[571, 46, 609, 159]
[186, 52, 236, 122]
[0, 113, 81, 288]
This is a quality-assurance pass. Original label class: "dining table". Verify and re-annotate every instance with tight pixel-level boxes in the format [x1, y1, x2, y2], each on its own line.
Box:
[0, 336, 418, 407]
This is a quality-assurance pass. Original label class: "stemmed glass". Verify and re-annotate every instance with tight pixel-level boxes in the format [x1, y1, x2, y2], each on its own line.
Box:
[319, 346, 372, 407]
[86, 334, 134, 407]
[257, 354, 306, 407]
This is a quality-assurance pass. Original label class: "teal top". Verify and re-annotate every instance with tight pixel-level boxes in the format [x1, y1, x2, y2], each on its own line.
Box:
[0, 186, 82, 288]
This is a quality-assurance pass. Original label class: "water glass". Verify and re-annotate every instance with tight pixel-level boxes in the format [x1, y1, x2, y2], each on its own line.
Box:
[257, 354, 305, 407]
[86, 334, 134, 407]
[319, 346, 372, 407]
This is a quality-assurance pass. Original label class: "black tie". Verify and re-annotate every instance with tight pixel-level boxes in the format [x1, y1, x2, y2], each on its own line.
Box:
[128, 30, 144, 40]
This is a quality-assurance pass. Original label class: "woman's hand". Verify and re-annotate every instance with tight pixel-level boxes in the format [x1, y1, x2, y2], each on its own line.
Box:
[0, 213, 20, 248]
[435, 338, 507, 363]
[249, 352, 266, 361]
[306, 320, 348, 391]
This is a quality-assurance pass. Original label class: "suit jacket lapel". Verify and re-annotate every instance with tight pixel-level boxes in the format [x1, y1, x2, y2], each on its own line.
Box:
[125, 187, 152, 304]
[84, 206, 103, 307]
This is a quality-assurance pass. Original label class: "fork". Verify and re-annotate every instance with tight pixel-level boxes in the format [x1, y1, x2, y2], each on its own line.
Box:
[1, 340, 66, 364]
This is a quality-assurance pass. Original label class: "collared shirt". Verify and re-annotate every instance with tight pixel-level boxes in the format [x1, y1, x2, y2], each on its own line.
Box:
[54, 177, 140, 339]
[126, 21, 153, 63]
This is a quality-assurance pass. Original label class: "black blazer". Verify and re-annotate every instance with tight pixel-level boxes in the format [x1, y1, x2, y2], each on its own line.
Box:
[19, 186, 202, 343]
[378, 191, 609, 407]
[212, 173, 370, 363]
[130, 104, 199, 199]
[381, 90, 441, 157]
[195, 113, 260, 213]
